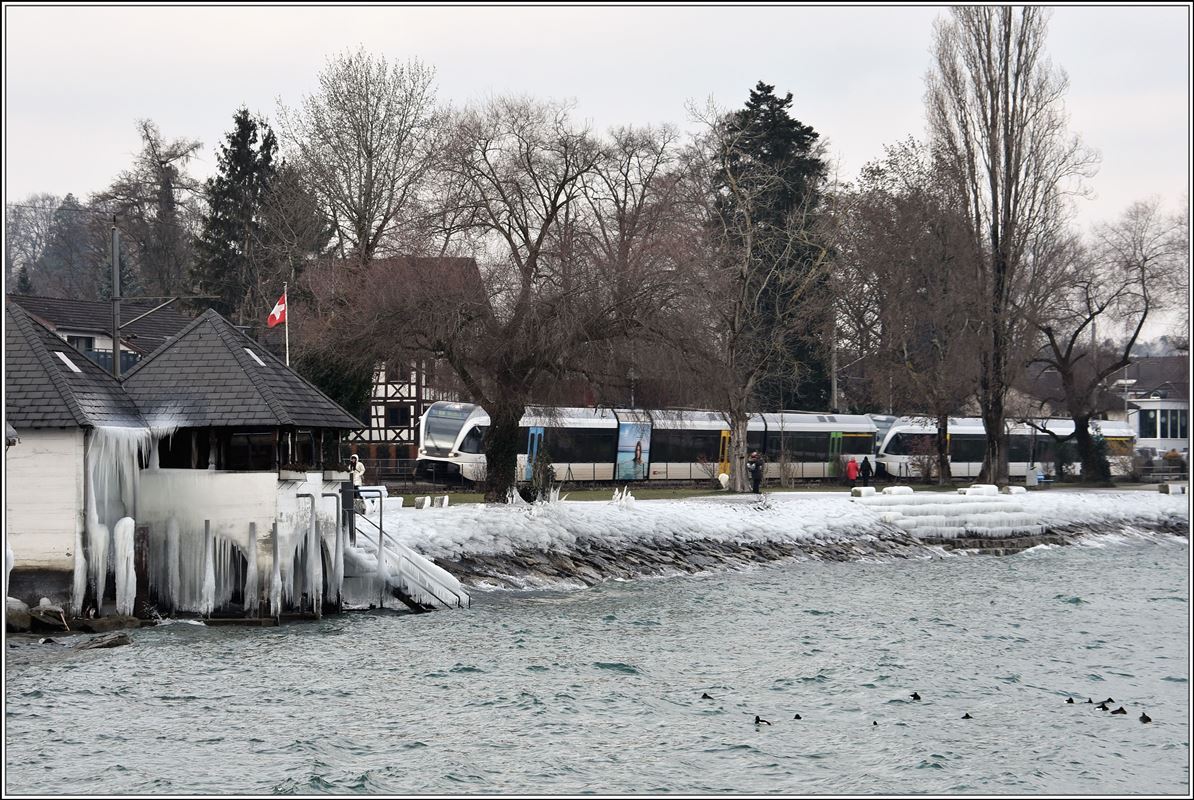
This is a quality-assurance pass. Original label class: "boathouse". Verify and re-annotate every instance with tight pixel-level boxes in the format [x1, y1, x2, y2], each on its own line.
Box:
[5, 302, 365, 618]
[5, 300, 147, 608]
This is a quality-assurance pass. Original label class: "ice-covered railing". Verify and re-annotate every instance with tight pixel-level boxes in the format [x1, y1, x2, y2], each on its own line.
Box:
[852, 487, 1045, 539]
[348, 489, 469, 610]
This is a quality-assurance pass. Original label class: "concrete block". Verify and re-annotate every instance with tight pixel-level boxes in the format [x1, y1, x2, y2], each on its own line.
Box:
[850, 487, 876, 497]
[883, 486, 914, 495]
[1160, 483, 1187, 495]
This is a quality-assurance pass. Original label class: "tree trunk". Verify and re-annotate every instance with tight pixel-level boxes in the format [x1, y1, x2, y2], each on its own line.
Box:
[1072, 415, 1110, 484]
[935, 413, 953, 485]
[979, 399, 1008, 485]
[730, 410, 750, 493]
[483, 403, 523, 503]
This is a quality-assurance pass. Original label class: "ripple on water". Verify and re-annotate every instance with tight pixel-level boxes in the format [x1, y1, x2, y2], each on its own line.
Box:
[592, 662, 640, 674]
[3, 529, 1187, 797]
[1053, 594, 1087, 604]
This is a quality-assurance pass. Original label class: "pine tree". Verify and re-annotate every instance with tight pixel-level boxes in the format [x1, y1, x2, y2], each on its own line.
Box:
[191, 108, 277, 323]
[16, 264, 33, 294]
[716, 82, 831, 410]
[35, 194, 104, 299]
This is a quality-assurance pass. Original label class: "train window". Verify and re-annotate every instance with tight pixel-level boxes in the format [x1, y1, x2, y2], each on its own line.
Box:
[886, 433, 937, 456]
[783, 431, 831, 461]
[1008, 435, 1032, 462]
[841, 434, 875, 455]
[543, 427, 617, 462]
[460, 425, 487, 454]
[652, 429, 723, 462]
[747, 431, 765, 454]
[424, 407, 473, 450]
[949, 434, 985, 462]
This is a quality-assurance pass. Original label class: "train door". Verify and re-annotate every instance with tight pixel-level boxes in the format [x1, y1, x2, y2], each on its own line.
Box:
[718, 430, 731, 476]
[525, 426, 544, 481]
[828, 431, 843, 478]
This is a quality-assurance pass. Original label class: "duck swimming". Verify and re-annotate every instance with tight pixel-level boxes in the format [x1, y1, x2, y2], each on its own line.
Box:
[754, 716, 772, 726]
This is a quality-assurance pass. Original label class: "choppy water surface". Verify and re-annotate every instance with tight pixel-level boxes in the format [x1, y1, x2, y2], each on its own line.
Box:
[5, 531, 1190, 795]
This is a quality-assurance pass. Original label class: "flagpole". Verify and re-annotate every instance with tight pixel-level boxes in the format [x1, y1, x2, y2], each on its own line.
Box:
[283, 282, 289, 367]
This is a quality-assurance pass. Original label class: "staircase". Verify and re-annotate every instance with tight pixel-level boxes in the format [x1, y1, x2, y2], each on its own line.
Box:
[352, 514, 470, 612]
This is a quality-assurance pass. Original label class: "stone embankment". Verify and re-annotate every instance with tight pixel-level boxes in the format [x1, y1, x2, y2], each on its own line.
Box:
[438, 527, 931, 589]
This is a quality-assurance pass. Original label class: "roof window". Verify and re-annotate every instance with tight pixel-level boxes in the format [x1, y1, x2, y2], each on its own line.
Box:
[244, 348, 266, 367]
[54, 351, 82, 373]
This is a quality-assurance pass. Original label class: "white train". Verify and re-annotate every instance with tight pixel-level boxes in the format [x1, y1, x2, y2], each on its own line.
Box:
[415, 402, 877, 484]
[875, 416, 1137, 479]
[418, 403, 1138, 484]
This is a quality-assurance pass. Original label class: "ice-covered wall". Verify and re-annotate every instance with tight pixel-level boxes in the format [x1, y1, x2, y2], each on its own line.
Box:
[4, 428, 85, 572]
[135, 469, 343, 614]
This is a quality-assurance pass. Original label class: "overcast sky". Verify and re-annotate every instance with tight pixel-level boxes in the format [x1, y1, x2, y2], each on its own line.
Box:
[3, 4, 1190, 230]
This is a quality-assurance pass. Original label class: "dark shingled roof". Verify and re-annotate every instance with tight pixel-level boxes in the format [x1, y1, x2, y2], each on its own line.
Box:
[7, 294, 193, 355]
[5, 300, 146, 429]
[121, 309, 364, 430]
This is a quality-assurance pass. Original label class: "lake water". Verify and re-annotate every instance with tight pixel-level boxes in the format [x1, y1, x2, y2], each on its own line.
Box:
[4, 529, 1189, 795]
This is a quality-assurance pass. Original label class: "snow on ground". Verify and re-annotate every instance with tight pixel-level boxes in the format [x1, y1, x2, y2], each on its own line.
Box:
[370, 489, 1188, 560]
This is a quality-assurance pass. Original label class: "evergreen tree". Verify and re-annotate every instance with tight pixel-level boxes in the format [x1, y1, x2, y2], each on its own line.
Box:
[98, 236, 140, 301]
[35, 194, 104, 299]
[16, 264, 33, 294]
[715, 82, 830, 410]
[192, 108, 277, 323]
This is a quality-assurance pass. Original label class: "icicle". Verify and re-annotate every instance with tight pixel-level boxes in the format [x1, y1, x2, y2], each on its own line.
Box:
[166, 518, 181, 613]
[244, 523, 259, 615]
[332, 513, 344, 609]
[5, 541, 13, 600]
[113, 517, 136, 616]
[270, 522, 282, 620]
[306, 500, 322, 617]
[200, 521, 215, 616]
[90, 522, 110, 613]
[375, 530, 388, 609]
[71, 525, 87, 617]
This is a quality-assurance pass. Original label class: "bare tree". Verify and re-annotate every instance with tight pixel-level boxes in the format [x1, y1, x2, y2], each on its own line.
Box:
[278, 48, 439, 264]
[5, 193, 61, 290]
[300, 99, 685, 502]
[926, 7, 1098, 484]
[837, 139, 983, 483]
[1023, 199, 1187, 480]
[96, 119, 203, 296]
[682, 100, 831, 492]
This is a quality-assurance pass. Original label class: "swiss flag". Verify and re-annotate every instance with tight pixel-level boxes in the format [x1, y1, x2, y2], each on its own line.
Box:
[267, 291, 287, 328]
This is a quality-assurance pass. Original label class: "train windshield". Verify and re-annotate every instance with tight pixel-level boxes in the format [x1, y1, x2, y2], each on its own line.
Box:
[424, 405, 475, 451]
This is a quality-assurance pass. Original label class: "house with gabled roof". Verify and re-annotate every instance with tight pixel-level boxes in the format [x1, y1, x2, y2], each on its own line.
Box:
[5, 300, 147, 608]
[7, 293, 193, 374]
[5, 301, 365, 619]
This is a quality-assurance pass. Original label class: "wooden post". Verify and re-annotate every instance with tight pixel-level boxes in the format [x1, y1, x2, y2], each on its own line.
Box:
[134, 524, 151, 618]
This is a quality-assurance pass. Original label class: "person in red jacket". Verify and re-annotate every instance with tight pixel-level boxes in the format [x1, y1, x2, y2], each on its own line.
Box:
[846, 456, 859, 487]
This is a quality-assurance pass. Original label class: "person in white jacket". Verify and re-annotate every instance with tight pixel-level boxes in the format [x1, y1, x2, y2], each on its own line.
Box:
[348, 454, 366, 487]
[348, 454, 367, 514]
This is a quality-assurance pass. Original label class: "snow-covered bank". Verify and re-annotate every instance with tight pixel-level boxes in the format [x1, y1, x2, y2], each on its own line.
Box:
[368, 490, 1187, 590]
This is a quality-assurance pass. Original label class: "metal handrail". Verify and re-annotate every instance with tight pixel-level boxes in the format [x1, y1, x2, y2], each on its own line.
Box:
[354, 525, 469, 610]
[352, 508, 470, 609]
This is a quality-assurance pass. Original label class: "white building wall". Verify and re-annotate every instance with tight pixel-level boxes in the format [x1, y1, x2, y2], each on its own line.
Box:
[136, 469, 342, 605]
[1125, 399, 1190, 453]
[5, 428, 85, 572]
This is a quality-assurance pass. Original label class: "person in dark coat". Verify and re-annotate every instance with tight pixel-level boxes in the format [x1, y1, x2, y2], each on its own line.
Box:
[860, 456, 873, 487]
[747, 451, 764, 494]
